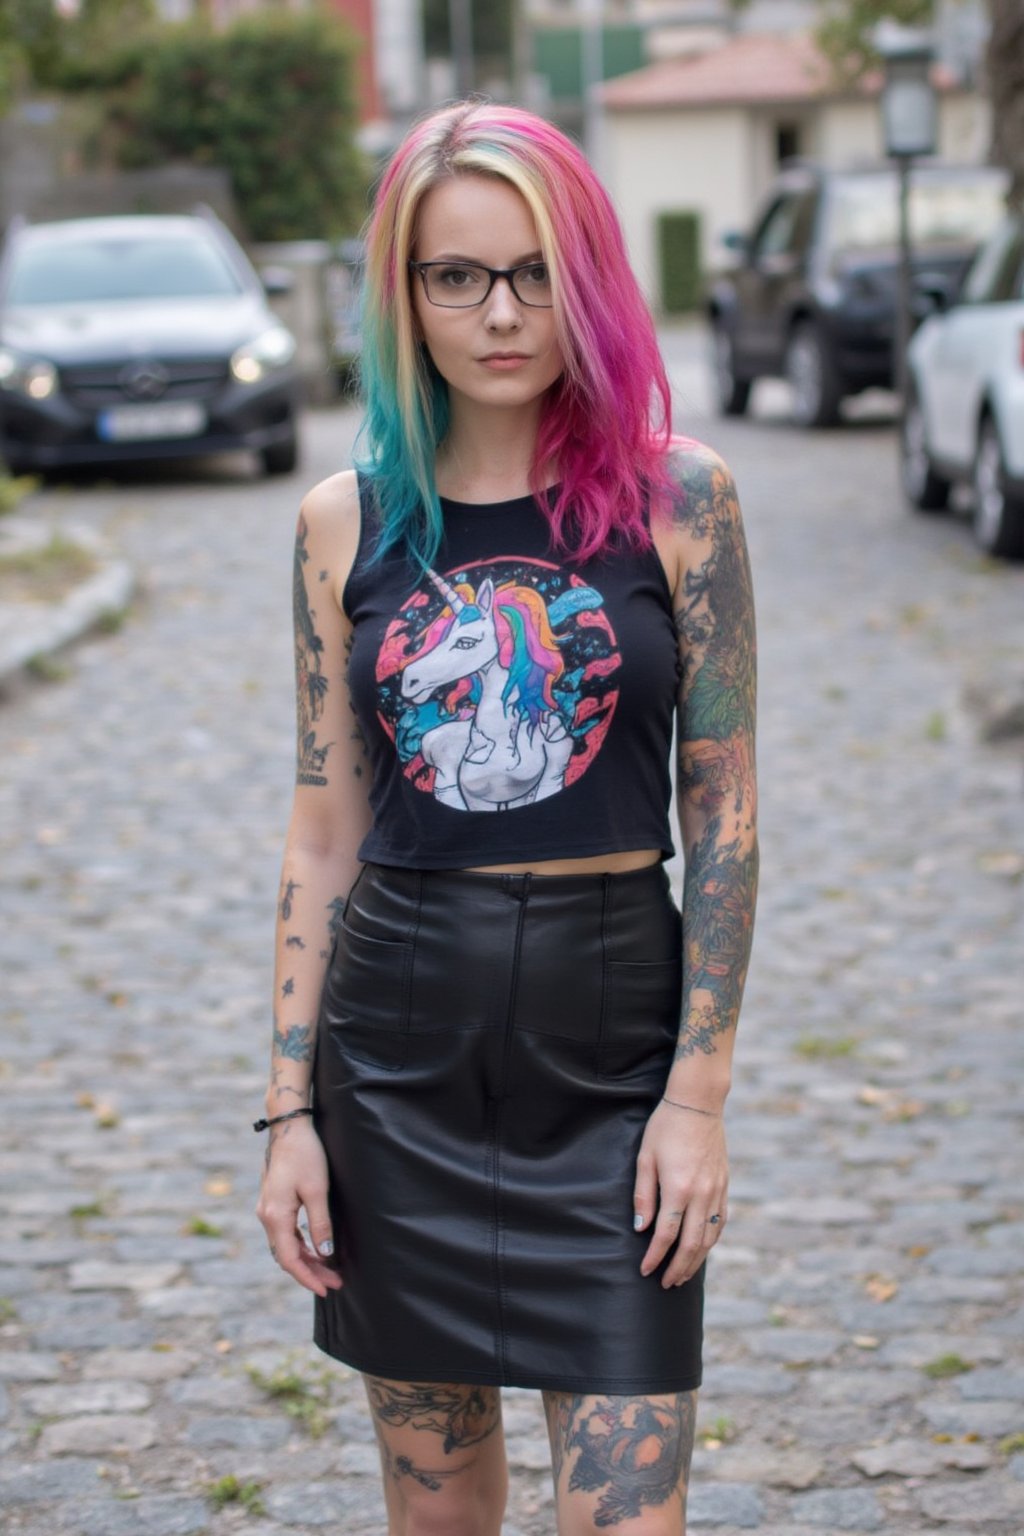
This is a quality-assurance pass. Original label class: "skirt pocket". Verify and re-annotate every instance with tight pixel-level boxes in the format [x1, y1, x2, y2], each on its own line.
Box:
[598, 957, 681, 1080]
[320, 920, 413, 1072]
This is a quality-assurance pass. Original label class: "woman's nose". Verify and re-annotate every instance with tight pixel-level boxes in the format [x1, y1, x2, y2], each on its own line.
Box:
[484, 275, 523, 326]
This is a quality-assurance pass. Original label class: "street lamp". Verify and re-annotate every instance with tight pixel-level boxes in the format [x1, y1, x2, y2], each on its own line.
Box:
[873, 22, 938, 416]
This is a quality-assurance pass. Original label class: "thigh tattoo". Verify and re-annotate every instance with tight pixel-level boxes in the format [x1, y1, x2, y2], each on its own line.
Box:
[366, 1379, 500, 1453]
[365, 1378, 501, 1491]
[547, 1390, 697, 1528]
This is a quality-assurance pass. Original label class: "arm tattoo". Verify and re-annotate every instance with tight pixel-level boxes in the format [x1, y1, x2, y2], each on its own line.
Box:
[545, 1391, 695, 1527]
[294, 513, 332, 787]
[272, 1021, 314, 1062]
[670, 450, 758, 1062]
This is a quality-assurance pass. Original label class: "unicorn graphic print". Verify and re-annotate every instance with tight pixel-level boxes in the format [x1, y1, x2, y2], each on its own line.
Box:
[375, 557, 622, 813]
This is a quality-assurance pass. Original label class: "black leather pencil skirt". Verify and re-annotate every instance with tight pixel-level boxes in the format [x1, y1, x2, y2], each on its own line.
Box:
[311, 860, 704, 1393]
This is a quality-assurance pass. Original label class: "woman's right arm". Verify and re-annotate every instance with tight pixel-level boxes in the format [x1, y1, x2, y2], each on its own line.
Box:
[256, 469, 371, 1296]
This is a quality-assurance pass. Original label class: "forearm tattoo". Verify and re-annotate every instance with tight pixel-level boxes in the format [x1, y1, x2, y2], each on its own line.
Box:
[294, 513, 332, 786]
[670, 450, 758, 1061]
[272, 1020, 314, 1062]
[545, 1391, 696, 1528]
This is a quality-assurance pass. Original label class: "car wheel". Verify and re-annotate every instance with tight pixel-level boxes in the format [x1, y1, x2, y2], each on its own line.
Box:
[262, 433, 299, 478]
[785, 321, 843, 428]
[973, 416, 1024, 560]
[710, 324, 751, 417]
[901, 389, 950, 512]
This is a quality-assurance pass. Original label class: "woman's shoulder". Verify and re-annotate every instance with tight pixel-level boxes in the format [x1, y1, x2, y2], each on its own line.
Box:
[657, 435, 741, 539]
[300, 468, 361, 532]
[665, 436, 737, 503]
[297, 470, 363, 600]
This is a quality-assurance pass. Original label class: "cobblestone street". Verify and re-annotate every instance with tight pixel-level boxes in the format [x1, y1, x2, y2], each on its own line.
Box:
[1, 330, 1022, 1535]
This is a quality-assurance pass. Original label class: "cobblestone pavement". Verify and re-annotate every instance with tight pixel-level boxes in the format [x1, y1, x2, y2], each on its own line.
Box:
[1, 327, 1022, 1535]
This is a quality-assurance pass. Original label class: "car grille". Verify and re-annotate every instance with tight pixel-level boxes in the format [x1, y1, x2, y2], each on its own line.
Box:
[60, 357, 229, 408]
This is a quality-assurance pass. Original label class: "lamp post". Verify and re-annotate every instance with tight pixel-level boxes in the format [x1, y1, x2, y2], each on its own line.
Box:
[874, 22, 938, 419]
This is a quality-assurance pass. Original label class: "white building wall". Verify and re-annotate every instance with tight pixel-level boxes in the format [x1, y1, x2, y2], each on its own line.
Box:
[604, 107, 753, 304]
[937, 93, 991, 162]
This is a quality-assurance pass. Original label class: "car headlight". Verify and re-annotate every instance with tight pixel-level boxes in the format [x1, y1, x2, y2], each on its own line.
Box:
[230, 327, 297, 384]
[0, 347, 58, 400]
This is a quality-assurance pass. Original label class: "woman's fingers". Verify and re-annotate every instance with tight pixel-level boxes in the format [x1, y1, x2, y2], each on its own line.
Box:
[661, 1201, 726, 1287]
[632, 1147, 657, 1234]
[257, 1191, 343, 1298]
[639, 1197, 687, 1277]
[265, 1220, 343, 1297]
[638, 1186, 728, 1285]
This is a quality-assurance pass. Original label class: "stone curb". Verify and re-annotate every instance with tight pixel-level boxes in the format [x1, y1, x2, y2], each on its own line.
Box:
[0, 515, 136, 690]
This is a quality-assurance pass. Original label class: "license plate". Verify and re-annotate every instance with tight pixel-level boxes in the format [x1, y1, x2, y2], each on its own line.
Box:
[97, 401, 207, 442]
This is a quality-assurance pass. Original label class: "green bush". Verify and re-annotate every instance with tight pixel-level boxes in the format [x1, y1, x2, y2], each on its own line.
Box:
[657, 209, 702, 315]
[73, 9, 367, 241]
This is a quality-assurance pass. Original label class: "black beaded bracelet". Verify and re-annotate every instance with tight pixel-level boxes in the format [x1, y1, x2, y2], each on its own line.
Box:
[252, 1106, 313, 1133]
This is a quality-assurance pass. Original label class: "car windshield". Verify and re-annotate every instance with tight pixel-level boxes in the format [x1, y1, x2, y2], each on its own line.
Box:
[4, 233, 246, 305]
[825, 173, 1007, 255]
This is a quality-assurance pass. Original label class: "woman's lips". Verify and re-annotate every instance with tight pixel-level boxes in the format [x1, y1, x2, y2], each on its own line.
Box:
[479, 354, 531, 370]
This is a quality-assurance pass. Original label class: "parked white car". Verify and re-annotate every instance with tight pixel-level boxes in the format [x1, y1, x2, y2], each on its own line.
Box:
[902, 214, 1024, 559]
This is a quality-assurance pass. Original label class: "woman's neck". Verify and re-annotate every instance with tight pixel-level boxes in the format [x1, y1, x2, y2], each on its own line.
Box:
[435, 395, 548, 503]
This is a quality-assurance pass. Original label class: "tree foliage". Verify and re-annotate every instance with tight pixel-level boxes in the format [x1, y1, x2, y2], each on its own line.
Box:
[0, 0, 66, 115]
[812, 1, 1023, 209]
[815, 0, 933, 86]
[62, 8, 368, 240]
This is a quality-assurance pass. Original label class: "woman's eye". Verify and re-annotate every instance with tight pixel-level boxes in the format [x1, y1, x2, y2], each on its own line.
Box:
[521, 264, 549, 285]
[440, 266, 481, 287]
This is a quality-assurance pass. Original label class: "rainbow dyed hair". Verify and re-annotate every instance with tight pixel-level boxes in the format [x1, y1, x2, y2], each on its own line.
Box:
[354, 100, 675, 567]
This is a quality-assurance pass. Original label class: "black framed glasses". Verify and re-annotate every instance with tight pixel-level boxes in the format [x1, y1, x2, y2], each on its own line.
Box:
[409, 260, 553, 309]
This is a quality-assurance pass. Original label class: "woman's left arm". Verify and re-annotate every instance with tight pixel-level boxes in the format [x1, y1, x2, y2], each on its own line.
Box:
[634, 441, 759, 1287]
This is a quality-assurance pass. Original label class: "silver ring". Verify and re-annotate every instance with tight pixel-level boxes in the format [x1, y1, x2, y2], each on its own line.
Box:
[708, 1214, 721, 1226]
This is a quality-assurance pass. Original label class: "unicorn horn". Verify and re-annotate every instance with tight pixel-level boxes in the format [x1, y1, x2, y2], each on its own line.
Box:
[425, 568, 467, 614]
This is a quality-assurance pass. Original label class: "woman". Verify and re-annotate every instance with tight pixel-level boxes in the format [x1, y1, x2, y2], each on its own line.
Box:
[257, 100, 758, 1536]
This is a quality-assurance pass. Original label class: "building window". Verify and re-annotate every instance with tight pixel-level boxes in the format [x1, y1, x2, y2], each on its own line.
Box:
[776, 123, 802, 165]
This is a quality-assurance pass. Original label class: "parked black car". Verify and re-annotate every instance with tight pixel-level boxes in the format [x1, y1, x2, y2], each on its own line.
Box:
[0, 209, 301, 476]
[706, 161, 1008, 427]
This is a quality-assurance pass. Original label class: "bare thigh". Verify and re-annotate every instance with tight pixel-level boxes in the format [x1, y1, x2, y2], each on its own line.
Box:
[363, 1376, 508, 1536]
[542, 1389, 698, 1535]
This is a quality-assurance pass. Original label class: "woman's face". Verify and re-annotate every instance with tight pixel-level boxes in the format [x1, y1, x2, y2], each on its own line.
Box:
[410, 174, 564, 412]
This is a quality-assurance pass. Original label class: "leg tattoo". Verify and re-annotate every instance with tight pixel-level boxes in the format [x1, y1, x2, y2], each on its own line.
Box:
[546, 1390, 696, 1528]
[366, 1379, 500, 1454]
[365, 1378, 502, 1492]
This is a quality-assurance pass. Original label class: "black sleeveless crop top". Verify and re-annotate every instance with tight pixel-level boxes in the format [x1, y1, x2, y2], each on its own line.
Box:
[343, 474, 681, 869]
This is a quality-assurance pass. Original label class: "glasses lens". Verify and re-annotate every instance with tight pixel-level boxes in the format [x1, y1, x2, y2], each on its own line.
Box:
[511, 263, 552, 306]
[423, 264, 490, 307]
[420, 262, 554, 307]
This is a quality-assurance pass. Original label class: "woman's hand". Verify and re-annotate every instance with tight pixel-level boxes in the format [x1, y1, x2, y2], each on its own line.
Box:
[256, 1119, 343, 1298]
[633, 1100, 729, 1288]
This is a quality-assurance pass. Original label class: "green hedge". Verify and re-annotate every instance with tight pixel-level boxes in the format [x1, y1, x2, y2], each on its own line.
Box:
[657, 209, 702, 315]
[79, 10, 367, 241]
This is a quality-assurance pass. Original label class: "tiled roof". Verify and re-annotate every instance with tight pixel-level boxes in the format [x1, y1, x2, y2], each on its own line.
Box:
[599, 31, 957, 110]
